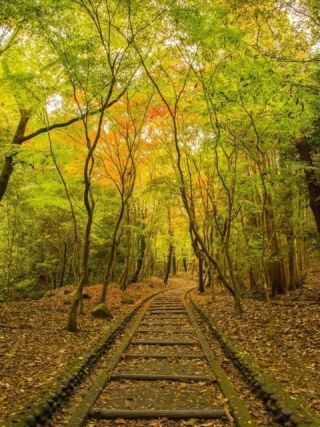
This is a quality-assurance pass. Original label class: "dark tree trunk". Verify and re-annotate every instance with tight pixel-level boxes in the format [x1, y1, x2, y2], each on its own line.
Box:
[264, 193, 287, 296]
[172, 245, 177, 276]
[59, 242, 67, 287]
[163, 243, 173, 285]
[198, 257, 205, 293]
[129, 234, 146, 284]
[296, 137, 320, 234]
[0, 109, 31, 201]
[101, 203, 126, 303]
[121, 206, 132, 291]
[163, 208, 173, 285]
[249, 268, 258, 292]
[286, 232, 297, 290]
[283, 189, 299, 291]
[67, 191, 94, 331]
[182, 256, 188, 272]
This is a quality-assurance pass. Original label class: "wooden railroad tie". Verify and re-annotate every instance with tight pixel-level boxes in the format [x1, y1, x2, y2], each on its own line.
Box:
[137, 329, 194, 334]
[148, 311, 187, 315]
[148, 306, 186, 309]
[110, 373, 215, 382]
[122, 353, 205, 359]
[151, 303, 181, 305]
[141, 322, 189, 326]
[149, 309, 184, 311]
[148, 308, 186, 310]
[150, 301, 182, 307]
[131, 339, 198, 345]
[149, 306, 184, 308]
[145, 312, 187, 315]
[144, 315, 188, 320]
[89, 409, 226, 420]
[150, 301, 183, 307]
[149, 303, 183, 305]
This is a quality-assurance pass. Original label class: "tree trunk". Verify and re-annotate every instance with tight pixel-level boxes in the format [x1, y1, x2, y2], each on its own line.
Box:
[172, 245, 177, 276]
[163, 208, 173, 285]
[67, 192, 94, 332]
[283, 190, 299, 291]
[59, 241, 67, 288]
[163, 242, 173, 285]
[182, 255, 188, 272]
[101, 204, 126, 303]
[129, 233, 146, 284]
[296, 137, 320, 234]
[121, 206, 132, 291]
[101, 239, 117, 303]
[286, 232, 297, 290]
[198, 256, 205, 293]
[225, 249, 243, 313]
[249, 268, 258, 293]
[0, 109, 31, 201]
[264, 193, 286, 296]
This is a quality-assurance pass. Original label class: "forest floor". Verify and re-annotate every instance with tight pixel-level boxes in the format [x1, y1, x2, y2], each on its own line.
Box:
[1, 272, 319, 425]
[0, 277, 191, 424]
[194, 267, 320, 417]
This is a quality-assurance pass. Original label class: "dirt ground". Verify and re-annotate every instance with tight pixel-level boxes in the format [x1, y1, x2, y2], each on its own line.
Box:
[194, 268, 320, 417]
[0, 277, 191, 424]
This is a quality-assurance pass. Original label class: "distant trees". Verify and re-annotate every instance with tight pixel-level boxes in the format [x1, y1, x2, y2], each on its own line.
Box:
[98, 92, 152, 309]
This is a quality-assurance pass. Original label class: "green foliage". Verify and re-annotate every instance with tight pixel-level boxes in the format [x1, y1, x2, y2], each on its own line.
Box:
[1, 0, 320, 301]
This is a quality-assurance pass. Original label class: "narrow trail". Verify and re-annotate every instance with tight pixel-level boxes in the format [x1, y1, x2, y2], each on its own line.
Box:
[51, 288, 256, 427]
[46, 287, 291, 427]
[7, 283, 318, 426]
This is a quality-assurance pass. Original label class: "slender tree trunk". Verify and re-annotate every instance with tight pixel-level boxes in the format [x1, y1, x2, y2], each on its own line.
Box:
[121, 206, 132, 291]
[225, 249, 243, 313]
[198, 256, 205, 293]
[297, 196, 305, 273]
[240, 210, 258, 293]
[182, 255, 188, 272]
[67, 189, 94, 331]
[284, 190, 299, 290]
[264, 193, 286, 296]
[163, 209, 173, 285]
[129, 233, 146, 284]
[248, 268, 257, 292]
[163, 243, 173, 285]
[147, 232, 157, 278]
[286, 232, 297, 290]
[59, 241, 67, 288]
[296, 137, 320, 234]
[172, 245, 177, 276]
[101, 239, 117, 303]
[100, 203, 126, 303]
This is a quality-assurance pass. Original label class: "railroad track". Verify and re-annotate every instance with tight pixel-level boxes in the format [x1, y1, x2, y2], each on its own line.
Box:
[64, 288, 253, 427]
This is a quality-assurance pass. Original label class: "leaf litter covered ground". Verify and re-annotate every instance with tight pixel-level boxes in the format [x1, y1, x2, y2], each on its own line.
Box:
[1, 272, 319, 426]
[0, 278, 188, 425]
[194, 267, 320, 417]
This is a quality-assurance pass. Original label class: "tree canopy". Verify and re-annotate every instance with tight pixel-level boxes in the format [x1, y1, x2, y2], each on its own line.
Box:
[1, 0, 320, 329]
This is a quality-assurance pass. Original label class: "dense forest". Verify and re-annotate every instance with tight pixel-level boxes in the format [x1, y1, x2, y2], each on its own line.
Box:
[1, 0, 320, 323]
[1, 1, 320, 426]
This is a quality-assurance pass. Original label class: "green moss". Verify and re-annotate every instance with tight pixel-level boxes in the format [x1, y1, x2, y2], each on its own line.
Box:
[121, 294, 134, 305]
[91, 303, 113, 319]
